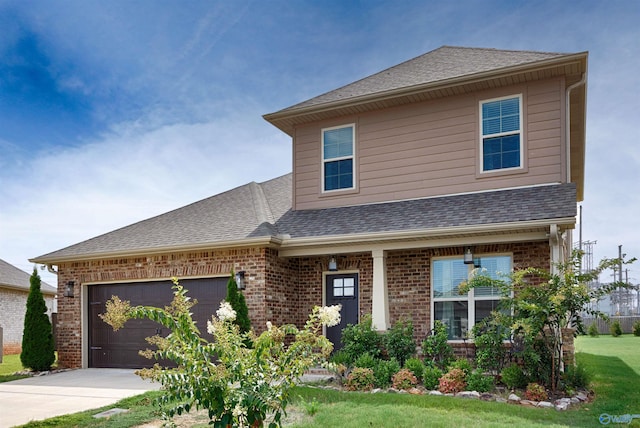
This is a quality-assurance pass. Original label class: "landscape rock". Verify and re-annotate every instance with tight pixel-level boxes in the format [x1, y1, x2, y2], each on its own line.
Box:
[429, 390, 443, 396]
[538, 401, 554, 409]
[457, 391, 480, 399]
[576, 392, 588, 402]
[555, 402, 569, 411]
[508, 393, 521, 403]
[520, 400, 536, 407]
[408, 387, 423, 395]
[480, 393, 494, 401]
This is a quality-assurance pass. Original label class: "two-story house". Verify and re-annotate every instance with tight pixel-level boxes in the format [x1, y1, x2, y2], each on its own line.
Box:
[31, 46, 587, 369]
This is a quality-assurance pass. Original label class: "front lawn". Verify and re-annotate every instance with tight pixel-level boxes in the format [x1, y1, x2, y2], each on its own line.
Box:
[14, 335, 640, 427]
[0, 353, 30, 382]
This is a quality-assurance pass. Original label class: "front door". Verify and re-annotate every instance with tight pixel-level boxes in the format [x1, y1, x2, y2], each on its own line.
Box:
[325, 273, 358, 351]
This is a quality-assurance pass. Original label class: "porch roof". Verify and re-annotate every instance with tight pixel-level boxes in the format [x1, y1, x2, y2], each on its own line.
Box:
[31, 173, 576, 264]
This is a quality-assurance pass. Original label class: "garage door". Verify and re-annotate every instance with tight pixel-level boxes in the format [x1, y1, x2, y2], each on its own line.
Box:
[88, 277, 228, 368]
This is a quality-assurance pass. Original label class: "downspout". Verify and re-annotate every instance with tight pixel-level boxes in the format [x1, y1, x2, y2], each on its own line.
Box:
[46, 264, 58, 275]
[565, 73, 586, 184]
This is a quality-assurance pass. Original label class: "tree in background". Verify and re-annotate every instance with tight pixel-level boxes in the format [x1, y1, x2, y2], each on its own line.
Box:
[226, 271, 251, 335]
[21, 268, 55, 371]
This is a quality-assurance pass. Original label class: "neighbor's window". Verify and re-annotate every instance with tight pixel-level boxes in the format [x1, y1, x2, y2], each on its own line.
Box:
[480, 95, 522, 172]
[432, 255, 511, 340]
[322, 124, 355, 191]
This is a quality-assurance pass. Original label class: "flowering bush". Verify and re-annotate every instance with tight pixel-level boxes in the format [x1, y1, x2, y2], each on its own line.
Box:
[391, 368, 418, 390]
[100, 278, 341, 428]
[345, 367, 375, 391]
[438, 368, 466, 394]
[525, 382, 548, 401]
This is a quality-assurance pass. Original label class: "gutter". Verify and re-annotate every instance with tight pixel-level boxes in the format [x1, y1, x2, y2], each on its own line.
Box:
[565, 72, 587, 183]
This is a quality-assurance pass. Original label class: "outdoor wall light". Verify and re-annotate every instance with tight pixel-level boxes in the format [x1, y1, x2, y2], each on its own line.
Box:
[328, 257, 338, 272]
[235, 270, 246, 290]
[64, 281, 75, 298]
[463, 247, 474, 264]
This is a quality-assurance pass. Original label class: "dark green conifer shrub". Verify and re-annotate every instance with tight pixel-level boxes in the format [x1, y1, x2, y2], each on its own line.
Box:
[21, 268, 55, 371]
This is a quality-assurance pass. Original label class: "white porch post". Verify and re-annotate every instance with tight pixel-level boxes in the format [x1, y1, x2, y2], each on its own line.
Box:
[371, 249, 389, 331]
[549, 224, 562, 275]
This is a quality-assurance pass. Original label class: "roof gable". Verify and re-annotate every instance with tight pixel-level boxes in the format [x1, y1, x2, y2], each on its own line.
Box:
[0, 259, 56, 294]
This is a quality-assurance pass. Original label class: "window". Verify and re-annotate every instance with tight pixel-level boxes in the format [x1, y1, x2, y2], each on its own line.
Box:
[480, 95, 522, 172]
[322, 124, 355, 191]
[432, 255, 511, 340]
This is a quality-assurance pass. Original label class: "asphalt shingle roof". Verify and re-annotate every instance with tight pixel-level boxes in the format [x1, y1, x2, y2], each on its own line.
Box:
[32, 175, 576, 262]
[0, 259, 56, 294]
[274, 46, 569, 114]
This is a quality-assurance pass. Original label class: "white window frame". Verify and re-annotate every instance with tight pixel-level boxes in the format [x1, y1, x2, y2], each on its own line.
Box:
[321, 124, 356, 192]
[431, 254, 512, 342]
[479, 94, 523, 173]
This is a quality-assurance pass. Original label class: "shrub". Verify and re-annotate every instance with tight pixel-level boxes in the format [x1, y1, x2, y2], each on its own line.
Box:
[404, 357, 425, 381]
[422, 366, 443, 390]
[383, 319, 416, 366]
[21, 269, 55, 372]
[422, 321, 454, 369]
[225, 271, 251, 335]
[588, 322, 599, 337]
[438, 368, 466, 394]
[353, 353, 377, 369]
[525, 382, 548, 401]
[373, 358, 400, 388]
[341, 315, 382, 363]
[610, 320, 623, 337]
[472, 317, 509, 373]
[633, 320, 640, 337]
[466, 369, 494, 393]
[345, 367, 375, 391]
[392, 368, 418, 391]
[329, 349, 350, 366]
[501, 364, 528, 389]
[563, 362, 591, 389]
[448, 358, 473, 376]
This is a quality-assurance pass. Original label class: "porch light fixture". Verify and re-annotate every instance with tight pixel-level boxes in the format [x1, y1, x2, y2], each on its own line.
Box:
[328, 257, 338, 272]
[235, 270, 246, 290]
[64, 281, 75, 298]
[463, 247, 474, 264]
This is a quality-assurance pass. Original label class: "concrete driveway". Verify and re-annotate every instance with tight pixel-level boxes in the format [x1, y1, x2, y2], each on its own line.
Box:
[0, 369, 159, 428]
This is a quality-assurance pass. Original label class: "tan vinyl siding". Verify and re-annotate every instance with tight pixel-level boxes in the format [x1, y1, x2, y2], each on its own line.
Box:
[293, 78, 565, 211]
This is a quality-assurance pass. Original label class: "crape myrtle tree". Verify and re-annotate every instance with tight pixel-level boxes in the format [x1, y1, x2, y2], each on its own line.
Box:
[21, 268, 56, 371]
[462, 249, 635, 391]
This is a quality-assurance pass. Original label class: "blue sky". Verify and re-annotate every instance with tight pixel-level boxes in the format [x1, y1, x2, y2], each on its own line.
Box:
[1, 0, 639, 287]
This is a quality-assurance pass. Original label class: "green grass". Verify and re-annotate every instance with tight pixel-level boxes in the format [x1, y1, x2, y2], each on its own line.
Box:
[0, 353, 29, 382]
[10, 335, 640, 427]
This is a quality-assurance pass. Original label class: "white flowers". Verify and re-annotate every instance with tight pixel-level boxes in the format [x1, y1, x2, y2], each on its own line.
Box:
[317, 304, 342, 327]
[217, 301, 237, 322]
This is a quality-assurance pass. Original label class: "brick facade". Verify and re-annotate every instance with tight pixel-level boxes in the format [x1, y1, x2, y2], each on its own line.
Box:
[54, 240, 550, 368]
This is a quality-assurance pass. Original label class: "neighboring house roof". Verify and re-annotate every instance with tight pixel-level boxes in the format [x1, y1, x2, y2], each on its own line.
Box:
[31, 174, 576, 263]
[0, 259, 56, 294]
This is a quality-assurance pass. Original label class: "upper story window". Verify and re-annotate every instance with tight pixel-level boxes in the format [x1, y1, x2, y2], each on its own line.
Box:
[322, 124, 355, 192]
[432, 255, 511, 340]
[480, 95, 523, 172]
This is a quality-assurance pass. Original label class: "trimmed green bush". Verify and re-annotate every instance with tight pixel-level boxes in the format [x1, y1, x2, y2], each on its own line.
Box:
[422, 366, 443, 390]
[341, 315, 382, 363]
[448, 357, 472, 376]
[373, 358, 400, 388]
[383, 319, 416, 366]
[225, 271, 250, 335]
[472, 318, 509, 373]
[404, 357, 425, 381]
[588, 322, 599, 337]
[563, 362, 591, 389]
[610, 320, 623, 337]
[500, 363, 528, 389]
[21, 269, 55, 371]
[422, 320, 454, 369]
[633, 320, 640, 337]
[466, 369, 494, 393]
[353, 353, 377, 369]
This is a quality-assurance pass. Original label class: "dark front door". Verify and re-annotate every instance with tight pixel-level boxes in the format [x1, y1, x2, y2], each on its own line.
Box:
[88, 277, 228, 368]
[325, 273, 358, 351]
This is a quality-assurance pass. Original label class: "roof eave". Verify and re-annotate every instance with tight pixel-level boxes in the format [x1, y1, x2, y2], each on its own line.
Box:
[279, 217, 576, 253]
[30, 236, 284, 265]
[264, 52, 588, 136]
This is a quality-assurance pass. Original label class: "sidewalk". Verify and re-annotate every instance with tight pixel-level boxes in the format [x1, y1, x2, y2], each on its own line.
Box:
[0, 369, 159, 427]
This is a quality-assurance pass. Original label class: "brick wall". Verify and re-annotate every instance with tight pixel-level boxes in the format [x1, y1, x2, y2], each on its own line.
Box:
[0, 288, 55, 355]
[386, 242, 551, 344]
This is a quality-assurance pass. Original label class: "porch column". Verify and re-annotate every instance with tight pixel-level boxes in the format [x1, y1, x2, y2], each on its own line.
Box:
[371, 249, 389, 331]
[549, 224, 562, 275]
